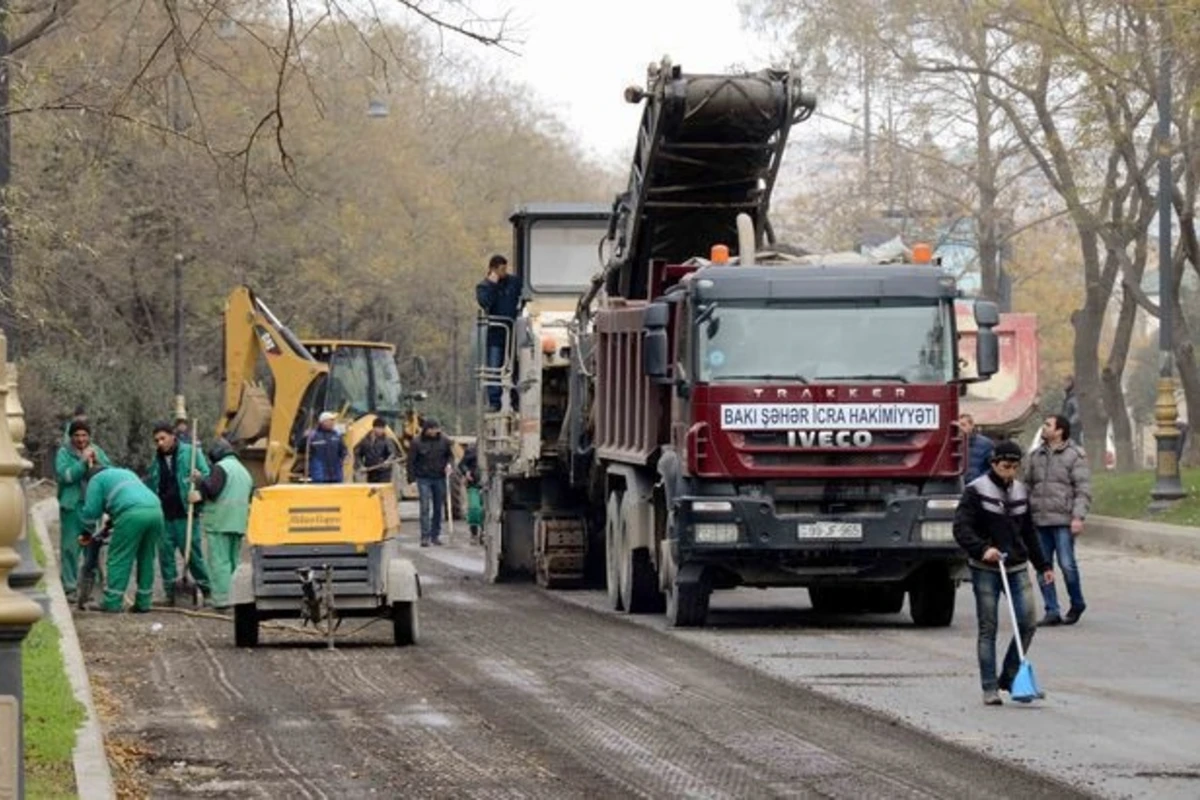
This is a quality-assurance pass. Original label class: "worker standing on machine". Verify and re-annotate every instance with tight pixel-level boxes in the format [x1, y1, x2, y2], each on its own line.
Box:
[193, 438, 253, 612]
[79, 463, 165, 613]
[475, 254, 521, 411]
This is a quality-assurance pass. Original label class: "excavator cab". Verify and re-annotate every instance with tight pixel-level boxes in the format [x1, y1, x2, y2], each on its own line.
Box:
[301, 340, 405, 429]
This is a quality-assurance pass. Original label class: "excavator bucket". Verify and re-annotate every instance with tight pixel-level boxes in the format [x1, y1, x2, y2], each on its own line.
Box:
[955, 301, 1040, 435]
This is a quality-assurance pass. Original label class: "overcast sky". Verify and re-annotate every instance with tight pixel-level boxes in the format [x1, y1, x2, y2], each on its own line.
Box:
[437, 0, 787, 165]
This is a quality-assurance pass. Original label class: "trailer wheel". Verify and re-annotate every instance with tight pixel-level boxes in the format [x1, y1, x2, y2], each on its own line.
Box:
[605, 491, 624, 611]
[233, 603, 259, 648]
[666, 567, 710, 628]
[909, 571, 956, 627]
[392, 601, 419, 646]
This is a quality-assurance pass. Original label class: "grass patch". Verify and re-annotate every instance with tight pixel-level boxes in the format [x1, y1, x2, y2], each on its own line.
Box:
[1091, 467, 1200, 526]
[23, 521, 85, 799]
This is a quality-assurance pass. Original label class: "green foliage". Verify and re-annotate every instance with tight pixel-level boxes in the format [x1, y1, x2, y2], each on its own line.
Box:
[1091, 468, 1200, 527]
[19, 350, 221, 475]
[24, 534, 86, 799]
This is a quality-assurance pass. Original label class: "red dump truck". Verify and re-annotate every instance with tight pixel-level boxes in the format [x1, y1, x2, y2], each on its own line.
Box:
[477, 59, 1038, 628]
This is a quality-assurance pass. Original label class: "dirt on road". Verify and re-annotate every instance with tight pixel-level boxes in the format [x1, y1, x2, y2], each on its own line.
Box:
[76, 552, 1091, 799]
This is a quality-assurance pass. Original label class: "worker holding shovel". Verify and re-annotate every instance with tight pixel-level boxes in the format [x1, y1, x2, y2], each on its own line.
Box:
[146, 421, 212, 606]
[953, 440, 1055, 706]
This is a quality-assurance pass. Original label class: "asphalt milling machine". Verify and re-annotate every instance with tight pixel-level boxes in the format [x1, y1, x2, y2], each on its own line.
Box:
[475, 58, 1039, 628]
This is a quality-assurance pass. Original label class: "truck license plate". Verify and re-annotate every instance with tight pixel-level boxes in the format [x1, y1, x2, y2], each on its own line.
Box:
[797, 522, 862, 540]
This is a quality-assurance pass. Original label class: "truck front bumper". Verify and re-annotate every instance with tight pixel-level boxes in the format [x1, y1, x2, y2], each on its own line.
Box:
[673, 494, 965, 587]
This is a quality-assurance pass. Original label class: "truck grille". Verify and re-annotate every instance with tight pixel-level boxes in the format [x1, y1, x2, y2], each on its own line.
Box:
[732, 430, 925, 469]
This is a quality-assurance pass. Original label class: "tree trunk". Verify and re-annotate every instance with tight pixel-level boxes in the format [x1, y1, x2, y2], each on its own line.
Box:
[1071, 228, 1110, 472]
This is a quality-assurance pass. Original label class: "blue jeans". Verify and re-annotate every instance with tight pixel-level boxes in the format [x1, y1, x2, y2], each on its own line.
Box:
[1038, 525, 1085, 615]
[970, 566, 1038, 692]
[416, 477, 446, 543]
[486, 344, 504, 410]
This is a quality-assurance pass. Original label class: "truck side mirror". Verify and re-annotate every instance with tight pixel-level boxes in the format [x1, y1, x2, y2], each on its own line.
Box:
[973, 299, 999, 328]
[976, 328, 999, 378]
[643, 302, 670, 382]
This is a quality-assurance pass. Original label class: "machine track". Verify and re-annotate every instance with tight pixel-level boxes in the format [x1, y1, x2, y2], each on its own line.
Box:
[76, 552, 1089, 799]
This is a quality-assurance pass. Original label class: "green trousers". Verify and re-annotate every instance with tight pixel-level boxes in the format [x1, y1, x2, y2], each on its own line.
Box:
[59, 507, 86, 593]
[159, 517, 212, 596]
[102, 506, 163, 612]
[205, 530, 243, 608]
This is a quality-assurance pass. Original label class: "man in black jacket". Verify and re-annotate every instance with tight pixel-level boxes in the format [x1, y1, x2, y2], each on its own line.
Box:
[953, 439, 1055, 706]
[407, 418, 455, 546]
[355, 418, 398, 484]
[475, 254, 521, 411]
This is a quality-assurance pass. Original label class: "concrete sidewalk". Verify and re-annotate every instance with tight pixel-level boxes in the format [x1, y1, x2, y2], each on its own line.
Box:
[30, 498, 116, 800]
[1085, 515, 1200, 562]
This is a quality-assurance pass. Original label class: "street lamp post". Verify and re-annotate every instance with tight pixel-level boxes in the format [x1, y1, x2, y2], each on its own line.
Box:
[1150, 3, 1186, 512]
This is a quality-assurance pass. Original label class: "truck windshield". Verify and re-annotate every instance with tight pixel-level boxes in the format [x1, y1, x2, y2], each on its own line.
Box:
[698, 301, 954, 384]
[369, 349, 403, 414]
[327, 347, 403, 417]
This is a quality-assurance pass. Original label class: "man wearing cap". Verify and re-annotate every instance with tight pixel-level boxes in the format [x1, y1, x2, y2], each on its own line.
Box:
[355, 417, 398, 484]
[193, 438, 253, 611]
[79, 463, 164, 613]
[406, 417, 455, 546]
[953, 439, 1055, 706]
[55, 420, 113, 598]
[307, 411, 348, 483]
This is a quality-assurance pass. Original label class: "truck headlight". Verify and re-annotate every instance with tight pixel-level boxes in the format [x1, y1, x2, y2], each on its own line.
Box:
[692, 500, 733, 512]
[694, 523, 739, 543]
[921, 521, 955, 542]
[925, 498, 959, 512]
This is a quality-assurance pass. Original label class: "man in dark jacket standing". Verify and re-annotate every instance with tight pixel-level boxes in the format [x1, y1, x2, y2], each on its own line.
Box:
[355, 417, 398, 484]
[307, 411, 347, 483]
[146, 421, 211, 605]
[954, 440, 1055, 706]
[475, 254, 521, 411]
[1026, 414, 1092, 627]
[407, 418, 455, 546]
[1061, 375, 1083, 447]
[960, 413, 994, 483]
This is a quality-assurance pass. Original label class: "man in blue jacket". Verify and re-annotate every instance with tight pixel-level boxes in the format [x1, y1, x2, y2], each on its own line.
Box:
[961, 413, 994, 483]
[475, 254, 521, 411]
[307, 411, 347, 483]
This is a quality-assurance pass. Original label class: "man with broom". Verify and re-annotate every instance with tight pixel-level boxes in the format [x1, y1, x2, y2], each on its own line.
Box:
[953, 439, 1055, 706]
[146, 421, 212, 605]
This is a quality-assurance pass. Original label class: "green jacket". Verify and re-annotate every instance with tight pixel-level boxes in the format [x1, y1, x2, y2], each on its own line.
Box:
[202, 454, 253, 535]
[55, 444, 112, 511]
[144, 441, 210, 510]
[80, 467, 162, 526]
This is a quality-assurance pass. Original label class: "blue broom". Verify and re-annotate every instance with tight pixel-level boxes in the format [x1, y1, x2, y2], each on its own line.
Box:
[997, 553, 1044, 703]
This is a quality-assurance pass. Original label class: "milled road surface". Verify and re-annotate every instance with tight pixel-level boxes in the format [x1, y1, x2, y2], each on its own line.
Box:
[74, 548, 1084, 799]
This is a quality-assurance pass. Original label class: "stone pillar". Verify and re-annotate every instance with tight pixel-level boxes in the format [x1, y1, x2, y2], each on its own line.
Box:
[0, 331, 43, 799]
[7, 362, 45, 612]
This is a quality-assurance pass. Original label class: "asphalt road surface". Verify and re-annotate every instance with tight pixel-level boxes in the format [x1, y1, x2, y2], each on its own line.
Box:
[74, 541, 1087, 799]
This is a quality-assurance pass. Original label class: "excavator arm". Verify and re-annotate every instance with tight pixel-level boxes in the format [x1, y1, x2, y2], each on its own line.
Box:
[217, 286, 327, 484]
[595, 58, 816, 306]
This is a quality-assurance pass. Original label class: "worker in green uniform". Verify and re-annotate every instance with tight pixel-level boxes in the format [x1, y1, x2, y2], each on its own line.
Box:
[78, 464, 164, 612]
[145, 421, 212, 605]
[55, 420, 112, 598]
[193, 438, 253, 610]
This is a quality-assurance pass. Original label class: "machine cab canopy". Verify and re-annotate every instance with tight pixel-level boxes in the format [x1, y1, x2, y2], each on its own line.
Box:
[509, 203, 610, 302]
[302, 340, 404, 424]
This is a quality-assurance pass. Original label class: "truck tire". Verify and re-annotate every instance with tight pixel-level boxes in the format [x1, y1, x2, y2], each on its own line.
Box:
[392, 601, 419, 646]
[909, 573, 956, 627]
[623, 549, 666, 614]
[666, 568, 710, 628]
[234, 603, 259, 648]
[605, 491, 624, 611]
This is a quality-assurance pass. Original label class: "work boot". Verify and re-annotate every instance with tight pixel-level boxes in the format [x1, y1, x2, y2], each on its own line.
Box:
[1064, 604, 1087, 625]
[982, 689, 1003, 706]
[419, 539, 430, 548]
[1037, 612, 1062, 627]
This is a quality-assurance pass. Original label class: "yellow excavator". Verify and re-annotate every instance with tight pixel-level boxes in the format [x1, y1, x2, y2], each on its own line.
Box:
[217, 285, 422, 648]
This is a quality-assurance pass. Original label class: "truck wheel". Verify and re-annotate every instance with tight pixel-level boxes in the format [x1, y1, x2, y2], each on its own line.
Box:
[233, 603, 259, 648]
[666, 569, 710, 628]
[866, 586, 906, 614]
[605, 491, 624, 611]
[392, 601, 419, 646]
[909, 573, 956, 627]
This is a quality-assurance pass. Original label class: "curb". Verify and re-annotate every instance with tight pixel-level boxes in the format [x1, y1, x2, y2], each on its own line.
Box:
[1083, 514, 1200, 562]
[30, 498, 116, 800]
